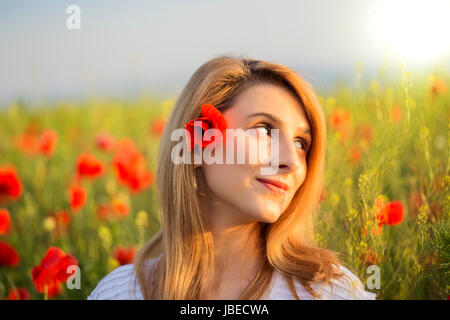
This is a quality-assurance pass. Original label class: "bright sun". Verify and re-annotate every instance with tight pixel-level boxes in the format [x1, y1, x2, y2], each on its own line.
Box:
[368, 0, 450, 64]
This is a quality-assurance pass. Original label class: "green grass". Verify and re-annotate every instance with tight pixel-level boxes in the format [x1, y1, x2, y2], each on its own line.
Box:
[0, 69, 448, 300]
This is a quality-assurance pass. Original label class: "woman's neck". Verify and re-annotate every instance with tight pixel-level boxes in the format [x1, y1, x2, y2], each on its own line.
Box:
[201, 203, 265, 299]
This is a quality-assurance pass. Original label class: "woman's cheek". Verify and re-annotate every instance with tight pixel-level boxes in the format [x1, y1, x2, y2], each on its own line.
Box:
[225, 129, 271, 165]
[203, 164, 239, 195]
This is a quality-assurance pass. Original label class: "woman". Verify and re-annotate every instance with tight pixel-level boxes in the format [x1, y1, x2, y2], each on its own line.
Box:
[88, 55, 376, 300]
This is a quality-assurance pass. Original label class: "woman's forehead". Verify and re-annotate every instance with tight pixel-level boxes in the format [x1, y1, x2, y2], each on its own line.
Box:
[234, 83, 302, 110]
[224, 83, 309, 129]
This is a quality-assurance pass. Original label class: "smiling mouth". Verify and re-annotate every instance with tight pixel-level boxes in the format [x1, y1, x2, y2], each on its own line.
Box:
[255, 178, 288, 195]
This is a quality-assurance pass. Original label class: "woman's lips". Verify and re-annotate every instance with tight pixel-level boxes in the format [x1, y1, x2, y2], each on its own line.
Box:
[256, 178, 289, 195]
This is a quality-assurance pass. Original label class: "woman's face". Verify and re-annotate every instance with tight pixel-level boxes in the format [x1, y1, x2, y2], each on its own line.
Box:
[201, 82, 312, 224]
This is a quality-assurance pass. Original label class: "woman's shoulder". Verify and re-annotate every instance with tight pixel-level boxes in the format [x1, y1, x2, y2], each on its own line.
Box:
[87, 255, 161, 300]
[269, 264, 377, 300]
[316, 264, 377, 300]
[87, 264, 142, 300]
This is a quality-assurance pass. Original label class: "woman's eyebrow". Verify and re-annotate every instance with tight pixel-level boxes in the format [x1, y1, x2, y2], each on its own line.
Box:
[247, 112, 312, 136]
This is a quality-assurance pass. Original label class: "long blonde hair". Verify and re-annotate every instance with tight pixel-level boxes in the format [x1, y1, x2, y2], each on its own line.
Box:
[134, 54, 350, 299]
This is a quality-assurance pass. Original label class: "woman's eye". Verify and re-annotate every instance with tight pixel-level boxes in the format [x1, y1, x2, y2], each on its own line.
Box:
[253, 123, 309, 152]
[254, 123, 272, 136]
[294, 139, 308, 151]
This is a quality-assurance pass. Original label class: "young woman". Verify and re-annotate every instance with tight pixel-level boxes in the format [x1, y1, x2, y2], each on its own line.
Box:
[88, 55, 376, 300]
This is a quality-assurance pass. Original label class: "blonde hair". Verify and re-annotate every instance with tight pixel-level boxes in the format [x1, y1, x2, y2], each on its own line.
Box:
[134, 54, 350, 299]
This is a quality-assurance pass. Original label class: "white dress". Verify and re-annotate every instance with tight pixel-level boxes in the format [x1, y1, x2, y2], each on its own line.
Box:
[87, 255, 376, 300]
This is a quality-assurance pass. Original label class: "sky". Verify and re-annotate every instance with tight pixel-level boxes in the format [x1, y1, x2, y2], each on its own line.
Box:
[0, 0, 448, 106]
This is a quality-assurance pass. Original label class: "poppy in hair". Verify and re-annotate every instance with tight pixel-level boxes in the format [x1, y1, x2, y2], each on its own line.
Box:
[184, 104, 229, 152]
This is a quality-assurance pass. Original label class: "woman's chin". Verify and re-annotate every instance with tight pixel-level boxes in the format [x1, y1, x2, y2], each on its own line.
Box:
[249, 206, 282, 224]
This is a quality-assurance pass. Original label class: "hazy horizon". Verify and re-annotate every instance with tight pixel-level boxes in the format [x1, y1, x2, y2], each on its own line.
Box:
[1, 0, 448, 107]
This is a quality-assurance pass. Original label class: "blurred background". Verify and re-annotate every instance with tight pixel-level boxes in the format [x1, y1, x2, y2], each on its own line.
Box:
[0, 0, 448, 300]
[2, 0, 449, 105]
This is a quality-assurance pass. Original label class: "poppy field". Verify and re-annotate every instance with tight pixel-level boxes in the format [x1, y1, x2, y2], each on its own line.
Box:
[0, 68, 448, 300]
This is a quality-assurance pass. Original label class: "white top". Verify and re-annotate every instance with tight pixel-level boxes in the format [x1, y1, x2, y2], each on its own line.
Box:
[87, 255, 376, 300]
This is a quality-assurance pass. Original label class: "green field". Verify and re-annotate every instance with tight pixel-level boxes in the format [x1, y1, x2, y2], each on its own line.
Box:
[0, 68, 448, 300]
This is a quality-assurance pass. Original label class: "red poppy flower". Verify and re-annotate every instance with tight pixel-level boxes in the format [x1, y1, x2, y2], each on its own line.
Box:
[38, 129, 58, 157]
[112, 198, 129, 216]
[431, 77, 448, 96]
[112, 246, 136, 266]
[53, 210, 71, 237]
[349, 145, 363, 165]
[115, 166, 153, 194]
[330, 108, 352, 140]
[113, 138, 142, 167]
[150, 117, 166, 136]
[377, 200, 404, 226]
[96, 132, 116, 152]
[55, 210, 71, 227]
[184, 104, 229, 152]
[112, 138, 154, 193]
[359, 248, 380, 266]
[69, 183, 87, 212]
[76, 153, 105, 179]
[390, 104, 403, 123]
[97, 197, 130, 221]
[97, 204, 111, 220]
[124, 167, 153, 193]
[0, 208, 11, 235]
[14, 133, 39, 155]
[6, 287, 31, 300]
[0, 165, 23, 203]
[361, 224, 383, 238]
[353, 123, 374, 146]
[31, 247, 78, 298]
[0, 241, 20, 267]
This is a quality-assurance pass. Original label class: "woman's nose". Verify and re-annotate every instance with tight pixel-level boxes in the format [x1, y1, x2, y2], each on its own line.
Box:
[277, 135, 301, 173]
